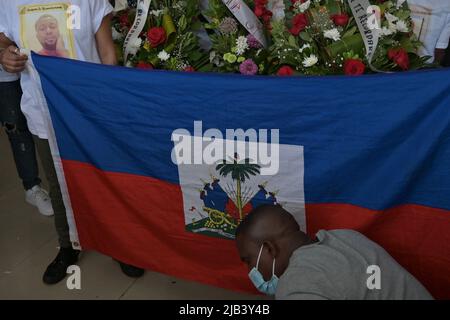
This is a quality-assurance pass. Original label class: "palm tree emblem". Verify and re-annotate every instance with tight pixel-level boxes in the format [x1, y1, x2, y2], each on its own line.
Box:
[216, 153, 261, 220]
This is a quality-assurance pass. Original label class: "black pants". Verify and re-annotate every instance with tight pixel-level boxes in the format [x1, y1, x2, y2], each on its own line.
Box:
[0, 80, 41, 190]
[32, 135, 71, 248]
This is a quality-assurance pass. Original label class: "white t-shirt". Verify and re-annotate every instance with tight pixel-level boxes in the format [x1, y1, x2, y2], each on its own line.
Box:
[0, 70, 19, 82]
[407, 0, 450, 62]
[0, 0, 113, 138]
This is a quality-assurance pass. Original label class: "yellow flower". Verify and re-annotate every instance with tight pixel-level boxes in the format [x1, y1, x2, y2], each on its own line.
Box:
[143, 41, 151, 51]
[223, 53, 237, 63]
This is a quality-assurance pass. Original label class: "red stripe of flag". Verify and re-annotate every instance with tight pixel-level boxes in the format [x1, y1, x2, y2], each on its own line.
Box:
[62, 160, 450, 299]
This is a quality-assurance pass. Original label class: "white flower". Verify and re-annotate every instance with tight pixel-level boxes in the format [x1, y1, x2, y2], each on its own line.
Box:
[209, 51, 224, 67]
[128, 37, 142, 55]
[396, 0, 406, 9]
[300, 0, 311, 11]
[302, 54, 318, 67]
[209, 51, 217, 62]
[235, 36, 249, 55]
[111, 27, 123, 41]
[157, 50, 170, 61]
[380, 26, 395, 36]
[294, 0, 310, 13]
[150, 10, 163, 17]
[384, 12, 399, 26]
[299, 43, 311, 53]
[395, 20, 409, 32]
[324, 28, 341, 41]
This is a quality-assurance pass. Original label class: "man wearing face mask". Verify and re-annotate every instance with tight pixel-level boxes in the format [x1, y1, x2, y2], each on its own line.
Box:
[236, 205, 433, 300]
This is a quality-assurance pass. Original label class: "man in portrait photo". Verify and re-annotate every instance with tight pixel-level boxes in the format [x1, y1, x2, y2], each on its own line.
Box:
[35, 14, 70, 58]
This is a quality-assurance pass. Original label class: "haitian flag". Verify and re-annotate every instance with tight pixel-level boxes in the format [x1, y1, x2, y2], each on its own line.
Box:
[32, 53, 450, 299]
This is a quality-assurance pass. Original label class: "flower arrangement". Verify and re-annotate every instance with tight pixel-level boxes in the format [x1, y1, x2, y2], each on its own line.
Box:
[112, 0, 211, 71]
[268, 0, 430, 75]
[113, 0, 432, 76]
[201, 0, 271, 75]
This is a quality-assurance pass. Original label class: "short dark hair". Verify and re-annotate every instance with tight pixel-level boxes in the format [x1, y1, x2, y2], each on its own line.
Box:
[236, 204, 297, 238]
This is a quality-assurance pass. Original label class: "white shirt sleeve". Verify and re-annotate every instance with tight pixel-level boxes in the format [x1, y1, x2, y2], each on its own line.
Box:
[436, 14, 450, 49]
[90, 0, 114, 34]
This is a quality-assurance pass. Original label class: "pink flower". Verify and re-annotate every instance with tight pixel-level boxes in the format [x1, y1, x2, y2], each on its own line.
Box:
[239, 59, 258, 75]
[246, 34, 262, 49]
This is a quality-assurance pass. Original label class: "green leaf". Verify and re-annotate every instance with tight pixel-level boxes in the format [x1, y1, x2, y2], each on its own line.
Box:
[324, 0, 341, 15]
[288, 35, 297, 47]
[342, 26, 356, 39]
[162, 13, 177, 53]
[299, 31, 312, 42]
[178, 15, 188, 32]
[326, 33, 364, 58]
[396, 9, 411, 21]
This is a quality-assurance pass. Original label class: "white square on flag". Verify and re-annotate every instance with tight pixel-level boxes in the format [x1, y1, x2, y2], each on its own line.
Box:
[173, 135, 305, 240]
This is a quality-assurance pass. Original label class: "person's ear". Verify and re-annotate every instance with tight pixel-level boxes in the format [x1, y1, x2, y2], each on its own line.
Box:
[263, 240, 279, 259]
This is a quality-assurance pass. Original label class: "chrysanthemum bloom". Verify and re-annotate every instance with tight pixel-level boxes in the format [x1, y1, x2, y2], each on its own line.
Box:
[246, 34, 262, 49]
[219, 17, 238, 35]
[239, 59, 258, 75]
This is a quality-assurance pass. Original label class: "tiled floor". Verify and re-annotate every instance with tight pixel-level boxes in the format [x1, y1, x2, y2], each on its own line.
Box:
[0, 130, 260, 299]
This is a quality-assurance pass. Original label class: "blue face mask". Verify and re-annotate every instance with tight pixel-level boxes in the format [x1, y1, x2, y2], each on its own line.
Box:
[248, 244, 279, 295]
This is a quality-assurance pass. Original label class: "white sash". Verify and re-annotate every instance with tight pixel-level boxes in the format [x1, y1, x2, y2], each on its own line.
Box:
[347, 0, 381, 71]
[123, 0, 152, 64]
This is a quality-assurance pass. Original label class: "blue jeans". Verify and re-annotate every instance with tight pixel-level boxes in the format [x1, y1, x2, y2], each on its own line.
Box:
[0, 80, 41, 190]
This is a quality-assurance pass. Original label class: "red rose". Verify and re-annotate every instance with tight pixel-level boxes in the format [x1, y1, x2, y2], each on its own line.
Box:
[262, 10, 273, 23]
[255, 0, 268, 6]
[289, 13, 309, 36]
[119, 13, 130, 27]
[387, 48, 399, 60]
[254, 6, 264, 17]
[332, 13, 349, 26]
[147, 27, 166, 48]
[277, 66, 294, 76]
[136, 61, 153, 69]
[184, 66, 195, 72]
[394, 51, 410, 70]
[388, 48, 410, 70]
[343, 59, 366, 76]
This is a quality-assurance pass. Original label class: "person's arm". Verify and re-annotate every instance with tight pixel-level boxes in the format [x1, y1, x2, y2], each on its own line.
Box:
[95, 14, 117, 66]
[0, 32, 13, 48]
[0, 33, 28, 73]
